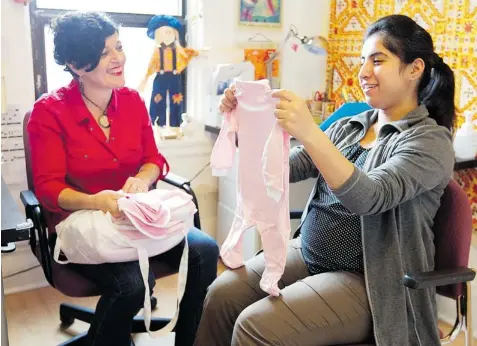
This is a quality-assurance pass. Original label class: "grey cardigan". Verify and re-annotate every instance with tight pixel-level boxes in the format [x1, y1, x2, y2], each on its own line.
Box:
[289, 105, 454, 346]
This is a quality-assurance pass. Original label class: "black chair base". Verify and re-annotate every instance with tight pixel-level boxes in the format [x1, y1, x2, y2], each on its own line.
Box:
[58, 296, 170, 345]
[60, 303, 95, 327]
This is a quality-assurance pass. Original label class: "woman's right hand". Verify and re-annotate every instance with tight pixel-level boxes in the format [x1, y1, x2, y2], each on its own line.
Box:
[91, 190, 124, 218]
[218, 85, 237, 113]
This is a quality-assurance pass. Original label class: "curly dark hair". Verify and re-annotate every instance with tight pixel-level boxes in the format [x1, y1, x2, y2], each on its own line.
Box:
[50, 11, 119, 77]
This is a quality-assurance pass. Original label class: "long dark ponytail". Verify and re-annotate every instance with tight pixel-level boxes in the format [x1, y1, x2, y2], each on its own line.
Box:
[365, 15, 455, 130]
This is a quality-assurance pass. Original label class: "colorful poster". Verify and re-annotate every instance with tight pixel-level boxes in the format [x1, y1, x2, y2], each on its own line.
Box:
[239, 0, 282, 27]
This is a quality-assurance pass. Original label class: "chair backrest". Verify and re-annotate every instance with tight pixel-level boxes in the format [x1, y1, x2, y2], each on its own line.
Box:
[23, 111, 34, 191]
[433, 179, 473, 298]
[319, 102, 372, 131]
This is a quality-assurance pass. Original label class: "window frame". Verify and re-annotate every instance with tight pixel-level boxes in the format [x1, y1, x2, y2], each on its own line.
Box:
[29, 0, 188, 110]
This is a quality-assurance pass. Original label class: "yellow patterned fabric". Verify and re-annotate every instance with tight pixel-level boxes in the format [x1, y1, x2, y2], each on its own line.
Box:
[327, 0, 477, 230]
[327, 0, 477, 125]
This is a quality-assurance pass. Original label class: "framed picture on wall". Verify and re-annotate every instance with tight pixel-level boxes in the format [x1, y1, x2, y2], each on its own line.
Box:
[239, 0, 282, 28]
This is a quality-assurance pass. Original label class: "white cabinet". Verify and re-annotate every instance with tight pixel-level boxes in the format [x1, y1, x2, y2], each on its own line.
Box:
[216, 139, 316, 261]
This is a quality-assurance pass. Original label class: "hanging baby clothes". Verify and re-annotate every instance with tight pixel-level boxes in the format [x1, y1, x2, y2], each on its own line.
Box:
[210, 79, 290, 296]
[54, 188, 196, 338]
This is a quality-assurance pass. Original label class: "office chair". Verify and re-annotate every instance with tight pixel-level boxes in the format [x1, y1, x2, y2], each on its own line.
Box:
[20, 111, 202, 345]
[291, 179, 475, 345]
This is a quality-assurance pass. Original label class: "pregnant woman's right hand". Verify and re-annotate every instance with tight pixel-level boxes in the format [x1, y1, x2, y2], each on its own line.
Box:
[92, 190, 124, 218]
[218, 85, 237, 113]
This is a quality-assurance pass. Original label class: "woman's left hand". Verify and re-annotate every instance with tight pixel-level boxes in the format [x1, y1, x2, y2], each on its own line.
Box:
[121, 177, 149, 194]
[271, 89, 317, 142]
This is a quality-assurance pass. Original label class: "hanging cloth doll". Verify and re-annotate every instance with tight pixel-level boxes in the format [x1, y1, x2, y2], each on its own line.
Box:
[139, 15, 198, 128]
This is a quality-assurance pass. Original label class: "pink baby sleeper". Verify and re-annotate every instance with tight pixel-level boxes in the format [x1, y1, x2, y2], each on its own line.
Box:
[211, 79, 290, 296]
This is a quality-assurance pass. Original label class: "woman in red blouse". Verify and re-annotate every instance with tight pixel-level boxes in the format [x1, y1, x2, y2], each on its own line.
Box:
[27, 12, 219, 346]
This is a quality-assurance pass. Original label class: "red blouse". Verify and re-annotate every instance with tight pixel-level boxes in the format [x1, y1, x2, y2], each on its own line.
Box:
[27, 79, 169, 231]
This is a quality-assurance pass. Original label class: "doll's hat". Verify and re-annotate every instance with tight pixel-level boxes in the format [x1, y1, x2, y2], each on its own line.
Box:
[147, 15, 183, 39]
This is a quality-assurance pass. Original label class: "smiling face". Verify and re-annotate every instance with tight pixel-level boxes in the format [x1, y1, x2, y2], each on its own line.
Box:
[70, 32, 126, 90]
[358, 33, 422, 112]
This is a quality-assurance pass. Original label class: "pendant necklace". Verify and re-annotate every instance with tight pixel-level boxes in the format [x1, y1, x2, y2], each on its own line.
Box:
[80, 85, 111, 129]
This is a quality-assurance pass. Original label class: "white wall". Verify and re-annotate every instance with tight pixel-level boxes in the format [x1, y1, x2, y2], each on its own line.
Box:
[1, 1, 36, 111]
[1, 0, 35, 192]
[187, 0, 331, 127]
[202, 0, 330, 96]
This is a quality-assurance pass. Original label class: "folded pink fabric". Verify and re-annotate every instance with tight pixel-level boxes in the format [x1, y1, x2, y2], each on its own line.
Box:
[115, 189, 197, 240]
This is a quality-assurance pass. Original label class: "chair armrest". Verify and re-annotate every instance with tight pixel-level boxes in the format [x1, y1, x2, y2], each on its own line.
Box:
[403, 267, 476, 289]
[162, 172, 190, 189]
[290, 210, 304, 239]
[20, 189, 40, 211]
[161, 173, 201, 230]
[20, 189, 54, 286]
[290, 210, 304, 220]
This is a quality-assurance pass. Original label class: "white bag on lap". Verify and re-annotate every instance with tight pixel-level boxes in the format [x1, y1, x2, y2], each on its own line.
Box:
[54, 194, 193, 338]
[54, 210, 185, 264]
